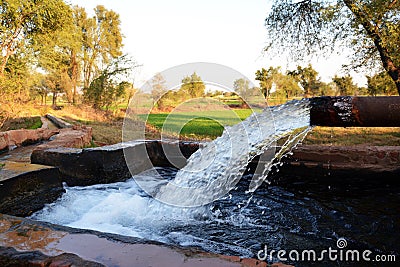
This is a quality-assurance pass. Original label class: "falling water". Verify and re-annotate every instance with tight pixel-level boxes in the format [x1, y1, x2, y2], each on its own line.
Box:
[155, 99, 312, 207]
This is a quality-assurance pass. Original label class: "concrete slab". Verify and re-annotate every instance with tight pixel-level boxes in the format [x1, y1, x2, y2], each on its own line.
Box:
[0, 144, 53, 182]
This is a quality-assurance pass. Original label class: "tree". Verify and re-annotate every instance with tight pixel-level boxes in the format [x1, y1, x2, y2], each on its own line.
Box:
[44, 72, 63, 108]
[180, 72, 205, 98]
[0, 51, 33, 103]
[84, 55, 135, 110]
[81, 5, 123, 89]
[151, 73, 167, 107]
[31, 74, 49, 105]
[255, 66, 302, 99]
[332, 75, 358, 96]
[69, 6, 87, 104]
[273, 74, 302, 99]
[319, 82, 339, 96]
[0, 0, 72, 75]
[265, 0, 400, 95]
[35, 8, 81, 104]
[367, 71, 398, 96]
[255, 67, 280, 98]
[233, 78, 250, 99]
[287, 64, 320, 97]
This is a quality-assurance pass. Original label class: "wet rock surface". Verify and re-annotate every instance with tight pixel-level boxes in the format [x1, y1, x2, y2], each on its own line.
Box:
[0, 214, 279, 267]
[0, 168, 64, 217]
[0, 247, 104, 267]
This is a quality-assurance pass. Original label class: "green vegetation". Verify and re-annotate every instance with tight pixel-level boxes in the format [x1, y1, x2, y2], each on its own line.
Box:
[264, 0, 400, 94]
[367, 71, 398, 96]
[0, 116, 42, 131]
[141, 109, 255, 139]
[84, 55, 135, 110]
[0, 0, 134, 127]
[152, 72, 206, 111]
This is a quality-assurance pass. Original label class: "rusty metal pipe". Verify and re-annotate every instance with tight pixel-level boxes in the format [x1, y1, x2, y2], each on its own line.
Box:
[310, 96, 400, 127]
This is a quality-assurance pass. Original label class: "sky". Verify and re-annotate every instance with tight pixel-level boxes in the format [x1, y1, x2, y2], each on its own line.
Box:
[67, 0, 366, 89]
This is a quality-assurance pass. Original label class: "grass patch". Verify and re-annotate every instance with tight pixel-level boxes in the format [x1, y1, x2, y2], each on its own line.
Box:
[140, 109, 256, 139]
[0, 116, 42, 131]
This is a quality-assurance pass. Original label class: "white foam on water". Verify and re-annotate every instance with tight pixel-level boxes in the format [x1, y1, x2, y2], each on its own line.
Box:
[32, 169, 212, 241]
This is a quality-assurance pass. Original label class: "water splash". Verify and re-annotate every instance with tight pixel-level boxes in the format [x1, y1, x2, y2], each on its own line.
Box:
[155, 99, 311, 206]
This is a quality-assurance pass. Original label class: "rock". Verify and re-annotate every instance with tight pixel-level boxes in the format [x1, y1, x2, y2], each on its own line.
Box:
[46, 114, 72, 128]
[0, 213, 279, 267]
[33, 126, 92, 152]
[0, 129, 59, 152]
[0, 168, 64, 217]
[31, 140, 199, 186]
[0, 247, 105, 267]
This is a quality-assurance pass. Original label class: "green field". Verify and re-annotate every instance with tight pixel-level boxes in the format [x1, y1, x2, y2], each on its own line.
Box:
[140, 109, 257, 139]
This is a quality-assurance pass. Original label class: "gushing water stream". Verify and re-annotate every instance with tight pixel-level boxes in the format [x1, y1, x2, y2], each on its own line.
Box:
[153, 99, 311, 206]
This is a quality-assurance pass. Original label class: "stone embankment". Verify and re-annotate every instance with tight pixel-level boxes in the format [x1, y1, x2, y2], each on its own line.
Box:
[0, 115, 89, 153]
[0, 116, 93, 216]
[0, 117, 58, 152]
[287, 145, 400, 172]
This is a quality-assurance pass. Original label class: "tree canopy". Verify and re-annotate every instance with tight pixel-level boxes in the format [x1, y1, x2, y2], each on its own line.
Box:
[367, 71, 398, 96]
[287, 64, 320, 97]
[84, 55, 135, 110]
[265, 0, 400, 94]
[255, 66, 302, 99]
[0, 0, 132, 114]
[332, 75, 358, 95]
[151, 73, 167, 103]
[233, 78, 250, 98]
[0, 0, 72, 75]
[82, 5, 123, 89]
[180, 72, 205, 98]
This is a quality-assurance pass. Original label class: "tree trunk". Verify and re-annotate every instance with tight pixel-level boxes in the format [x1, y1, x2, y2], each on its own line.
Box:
[387, 67, 400, 95]
[343, 0, 400, 95]
[52, 92, 57, 108]
[70, 50, 79, 104]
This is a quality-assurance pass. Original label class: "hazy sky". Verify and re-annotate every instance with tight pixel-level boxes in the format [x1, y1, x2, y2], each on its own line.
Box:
[67, 0, 364, 88]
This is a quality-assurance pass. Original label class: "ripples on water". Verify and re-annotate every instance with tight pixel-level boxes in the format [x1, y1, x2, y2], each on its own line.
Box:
[32, 167, 400, 266]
